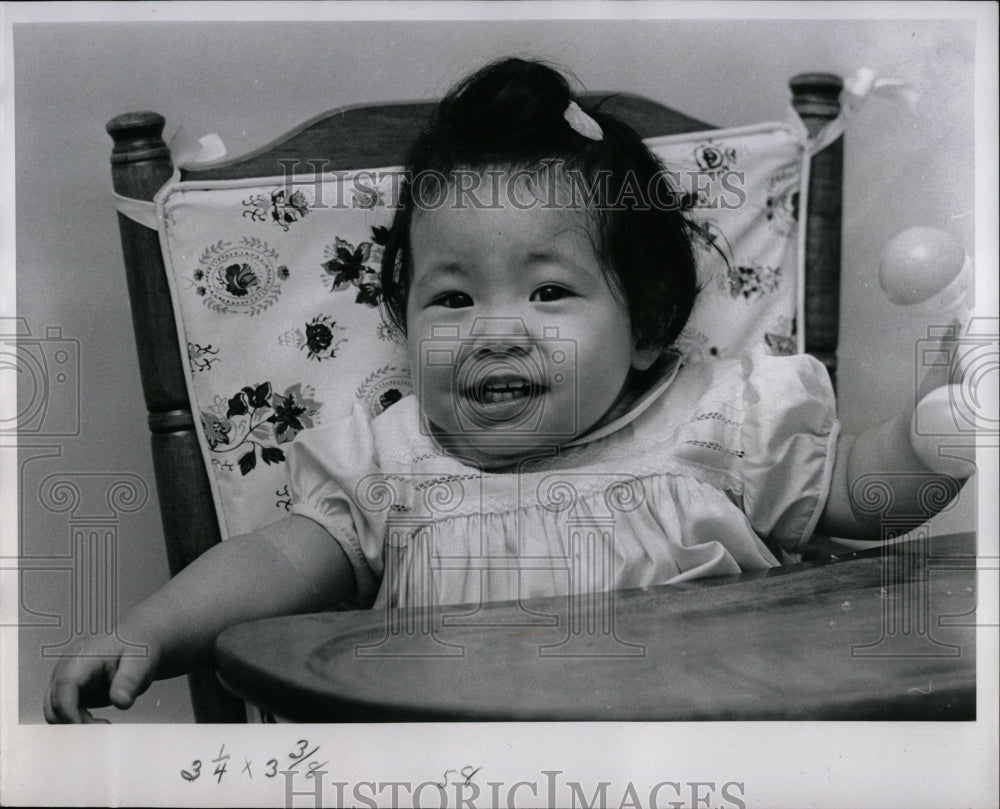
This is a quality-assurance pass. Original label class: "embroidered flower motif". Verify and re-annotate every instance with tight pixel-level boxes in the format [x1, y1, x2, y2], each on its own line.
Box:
[724, 263, 781, 300]
[764, 169, 800, 238]
[321, 226, 388, 306]
[201, 411, 233, 449]
[376, 321, 399, 342]
[694, 141, 737, 172]
[242, 187, 311, 231]
[268, 383, 321, 444]
[356, 364, 412, 418]
[201, 381, 323, 475]
[192, 238, 284, 316]
[304, 316, 338, 358]
[278, 314, 348, 361]
[223, 263, 259, 298]
[379, 388, 403, 411]
[322, 237, 370, 289]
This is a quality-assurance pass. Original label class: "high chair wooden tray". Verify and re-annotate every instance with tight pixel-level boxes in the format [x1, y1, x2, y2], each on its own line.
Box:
[215, 532, 977, 721]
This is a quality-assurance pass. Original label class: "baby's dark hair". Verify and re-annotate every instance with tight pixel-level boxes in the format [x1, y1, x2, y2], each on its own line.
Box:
[380, 57, 699, 354]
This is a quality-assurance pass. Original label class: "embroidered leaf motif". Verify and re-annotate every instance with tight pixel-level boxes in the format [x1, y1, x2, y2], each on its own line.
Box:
[250, 423, 274, 440]
[226, 391, 250, 418]
[261, 446, 285, 465]
[249, 381, 272, 409]
[238, 450, 257, 476]
[355, 282, 381, 307]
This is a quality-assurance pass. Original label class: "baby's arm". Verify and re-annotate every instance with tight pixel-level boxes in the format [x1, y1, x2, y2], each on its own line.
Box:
[818, 387, 973, 539]
[44, 515, 354, 723]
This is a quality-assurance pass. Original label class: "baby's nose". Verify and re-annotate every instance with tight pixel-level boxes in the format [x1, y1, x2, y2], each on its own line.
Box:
[470, 342, 531, 361]
[466, 317, 534, 360]
[468, 316, 531, 339]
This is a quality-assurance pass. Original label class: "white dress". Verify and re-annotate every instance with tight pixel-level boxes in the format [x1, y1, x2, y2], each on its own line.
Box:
[287, 353, 839, 609]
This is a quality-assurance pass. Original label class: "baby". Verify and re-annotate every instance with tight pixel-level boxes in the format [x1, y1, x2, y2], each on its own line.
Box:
[45, 58, 968, 722]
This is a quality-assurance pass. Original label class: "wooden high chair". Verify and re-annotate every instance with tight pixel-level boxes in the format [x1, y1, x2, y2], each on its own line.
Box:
[107, 75, 856, 722]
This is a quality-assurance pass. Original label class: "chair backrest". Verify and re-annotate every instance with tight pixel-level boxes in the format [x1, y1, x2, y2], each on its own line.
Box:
[106, 76, 843, 722]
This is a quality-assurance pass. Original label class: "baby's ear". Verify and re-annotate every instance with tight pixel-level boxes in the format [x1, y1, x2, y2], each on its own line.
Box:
[631, 344, 661, 371]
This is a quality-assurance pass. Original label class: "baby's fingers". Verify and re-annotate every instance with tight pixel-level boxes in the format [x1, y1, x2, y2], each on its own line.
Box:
[108, 653, 156, 710]
[45, 677, 87, 724]
[45, 653, 117, 723]
[44, 687, 112, 724]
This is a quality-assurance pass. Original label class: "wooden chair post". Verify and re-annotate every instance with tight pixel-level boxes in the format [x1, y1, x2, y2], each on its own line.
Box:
[790, 73, 844, 387]
[107, 112, 247, 722]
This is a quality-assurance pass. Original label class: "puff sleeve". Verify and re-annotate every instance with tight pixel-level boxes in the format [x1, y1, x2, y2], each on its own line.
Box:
[737, 353, 840, 552]
[285, 405, 383, 605]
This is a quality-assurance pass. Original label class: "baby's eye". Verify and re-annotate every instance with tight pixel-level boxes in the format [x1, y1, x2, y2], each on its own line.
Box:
[431, 291, 473, 309]
[530, 285, 574, 302]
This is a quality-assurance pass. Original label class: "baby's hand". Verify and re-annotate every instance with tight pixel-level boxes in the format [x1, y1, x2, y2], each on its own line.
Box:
[43, 630, 161, 724]
[910, 384, 980, 479]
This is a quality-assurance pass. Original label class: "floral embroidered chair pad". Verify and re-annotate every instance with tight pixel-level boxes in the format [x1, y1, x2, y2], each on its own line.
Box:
[156, 121, 807, 538]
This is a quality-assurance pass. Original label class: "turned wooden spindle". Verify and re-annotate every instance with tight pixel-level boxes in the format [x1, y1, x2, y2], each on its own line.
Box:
[790, 73, 844, 388]
[107, 112, 246, 723]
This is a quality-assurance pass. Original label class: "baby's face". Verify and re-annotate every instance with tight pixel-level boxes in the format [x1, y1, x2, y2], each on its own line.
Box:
[406, 172, 653, 467]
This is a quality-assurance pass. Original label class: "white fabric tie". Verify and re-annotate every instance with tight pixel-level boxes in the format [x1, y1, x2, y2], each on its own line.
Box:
[111, 128, 227, 229]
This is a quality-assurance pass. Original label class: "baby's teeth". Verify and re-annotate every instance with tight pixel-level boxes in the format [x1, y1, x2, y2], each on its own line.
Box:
[482, 386, 526, 403]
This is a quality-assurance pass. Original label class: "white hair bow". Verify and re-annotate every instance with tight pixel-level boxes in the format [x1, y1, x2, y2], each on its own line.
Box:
[564, 101, 603, 141]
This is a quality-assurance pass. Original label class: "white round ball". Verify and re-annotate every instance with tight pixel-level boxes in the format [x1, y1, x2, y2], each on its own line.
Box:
[879, 227, 966, 305]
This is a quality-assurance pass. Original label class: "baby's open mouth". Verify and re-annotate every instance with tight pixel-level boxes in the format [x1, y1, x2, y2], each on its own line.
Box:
[465, 376, 542, 405]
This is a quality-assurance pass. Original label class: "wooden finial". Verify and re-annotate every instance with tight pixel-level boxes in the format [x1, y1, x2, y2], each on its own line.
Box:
[106, 111, 172, 165]
[790, 73, 844, 135]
